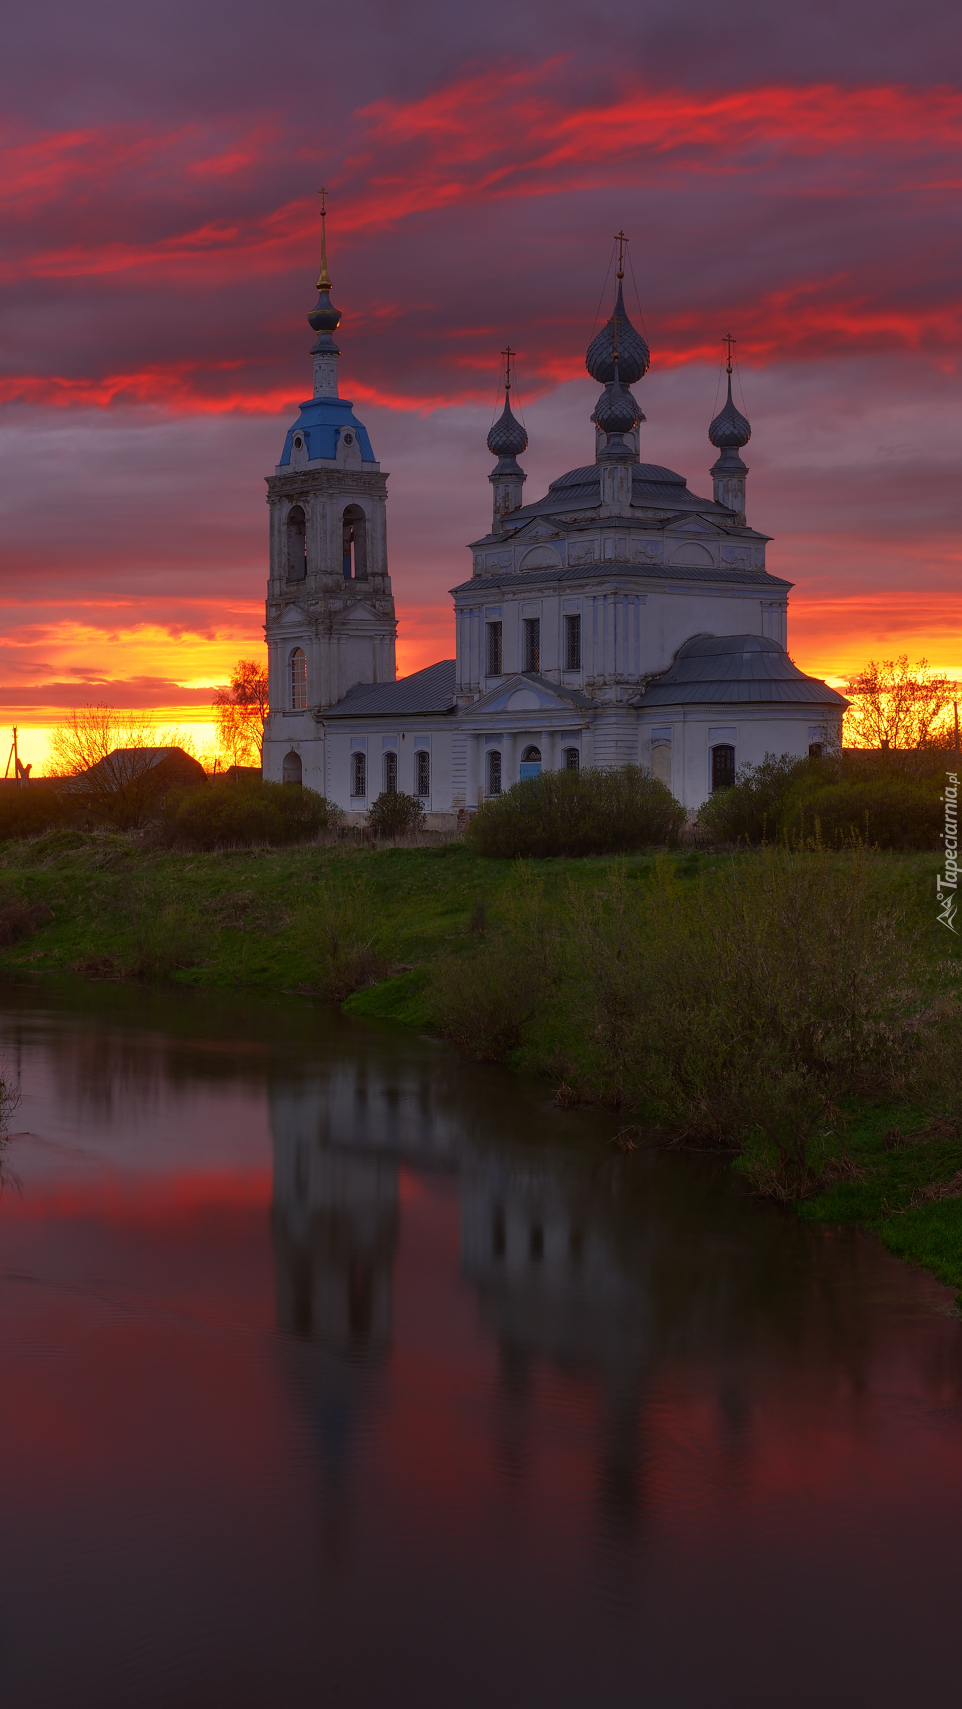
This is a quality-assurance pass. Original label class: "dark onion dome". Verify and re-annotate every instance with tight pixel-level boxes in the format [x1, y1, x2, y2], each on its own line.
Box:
[591, 375, 642, 436]
[487, 396, 528, 458]
[709, 376, 751, 448]
[308, 285, 341, 336]
[586, 281, 650, 385]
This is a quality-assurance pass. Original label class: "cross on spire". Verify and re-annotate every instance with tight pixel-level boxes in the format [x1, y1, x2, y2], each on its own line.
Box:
[502, 346, 516, 392]
[614, 230, 628, 280]
[723, 332, 736, 375]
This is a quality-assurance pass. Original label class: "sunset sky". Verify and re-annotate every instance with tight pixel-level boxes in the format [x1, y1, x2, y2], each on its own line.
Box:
[1, 0, 960, 771]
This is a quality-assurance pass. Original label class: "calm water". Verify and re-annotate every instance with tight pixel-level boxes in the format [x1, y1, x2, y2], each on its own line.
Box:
[1, 981, 962, 1708]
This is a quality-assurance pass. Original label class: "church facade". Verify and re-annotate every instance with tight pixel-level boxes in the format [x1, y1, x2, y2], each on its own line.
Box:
[262, 221, 845, 820]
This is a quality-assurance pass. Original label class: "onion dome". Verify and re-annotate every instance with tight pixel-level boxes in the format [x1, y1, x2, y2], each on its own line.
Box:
[487, 396, 528, 458]
[709, 375, 751, 449]
[586, 280, 650, 385]
[308, 287, 341, 336]
[592, 373, 642, 437]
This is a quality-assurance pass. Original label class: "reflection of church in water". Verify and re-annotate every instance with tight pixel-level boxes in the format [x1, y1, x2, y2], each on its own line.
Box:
[269, 1041, 673, 1535]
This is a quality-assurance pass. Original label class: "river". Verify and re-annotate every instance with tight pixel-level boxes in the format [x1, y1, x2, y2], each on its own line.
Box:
[0, 978, 960, 1708]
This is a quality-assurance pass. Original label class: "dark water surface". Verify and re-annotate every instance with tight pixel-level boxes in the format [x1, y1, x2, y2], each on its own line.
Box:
[1, 980, 961, 1708]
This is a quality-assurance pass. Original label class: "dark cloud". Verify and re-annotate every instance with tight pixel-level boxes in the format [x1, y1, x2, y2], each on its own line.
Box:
[0, 1, 960, 745]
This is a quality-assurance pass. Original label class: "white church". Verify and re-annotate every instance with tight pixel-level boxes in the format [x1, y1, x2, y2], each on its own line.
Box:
[261, 216, 845, 822]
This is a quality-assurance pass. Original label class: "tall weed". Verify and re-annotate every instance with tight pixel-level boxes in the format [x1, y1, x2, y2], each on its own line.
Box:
[428, 871, 559, 1059]
[310, 873, 389, 1001]
[567, 850, 943, 1196]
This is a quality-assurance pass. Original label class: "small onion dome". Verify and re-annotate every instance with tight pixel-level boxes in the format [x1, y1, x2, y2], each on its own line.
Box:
[487, 397, 528, 458]
[308, 287, 341, 335]
[709, 377, 751, 448]
[592, 377, 642, 437]
[586, 281, 650, 385]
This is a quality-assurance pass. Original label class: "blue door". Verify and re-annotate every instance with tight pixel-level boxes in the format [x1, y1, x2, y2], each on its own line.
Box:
[519, 745, 542, 781]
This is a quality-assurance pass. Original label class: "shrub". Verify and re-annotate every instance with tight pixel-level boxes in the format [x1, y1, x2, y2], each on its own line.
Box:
[0, 900, 53, 946]
[430, 943, 547, 1060]
[0, 789, 72, 842]
[696, 754, 808, 844]
[366, 792, 426, 840]
[697, 752, 945, 850]
[466, 765, 684, 858]
[428, 873, 560, 1059]
[780, 773, 943, 850]
[567, 851, 940, 1196]
[160, 780, 343, 850]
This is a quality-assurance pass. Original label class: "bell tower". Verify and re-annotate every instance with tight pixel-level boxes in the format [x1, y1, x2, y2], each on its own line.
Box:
[263, 191, 397, 744]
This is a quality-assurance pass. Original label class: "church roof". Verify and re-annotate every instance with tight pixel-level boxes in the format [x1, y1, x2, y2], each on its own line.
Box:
[638, 634, 848, 708]
[322, 659, 457, 718]
[453, 561, 790, 595]
[476, 463, 744, 535]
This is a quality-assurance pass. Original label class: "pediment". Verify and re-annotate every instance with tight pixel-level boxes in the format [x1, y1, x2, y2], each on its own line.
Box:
[666, 516, 719, 535]
[276, 602, 310, 626]
[515, 522, 563, 542]
[332, 600, 381, 626]
[473, 675, 578, 715]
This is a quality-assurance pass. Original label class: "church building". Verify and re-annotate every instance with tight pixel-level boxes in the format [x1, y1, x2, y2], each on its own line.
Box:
[262, 215, 845, 821]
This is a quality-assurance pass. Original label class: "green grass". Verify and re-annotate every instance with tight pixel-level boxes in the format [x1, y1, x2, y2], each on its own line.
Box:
[1, 829, 959, 1293]
[800, 1101, 962, 1291]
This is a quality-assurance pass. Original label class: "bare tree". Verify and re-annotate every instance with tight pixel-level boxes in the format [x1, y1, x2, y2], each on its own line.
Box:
[213, 660, 269, 767]
[48, 705, 200, 825]
[844, 656, 954, 749]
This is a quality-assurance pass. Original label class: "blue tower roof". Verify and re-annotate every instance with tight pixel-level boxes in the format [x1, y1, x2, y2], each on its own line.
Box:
[278, 394, 376, 467]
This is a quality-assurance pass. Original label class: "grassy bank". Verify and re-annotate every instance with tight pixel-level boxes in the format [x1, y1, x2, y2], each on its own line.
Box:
[1, 829, 960, 1292]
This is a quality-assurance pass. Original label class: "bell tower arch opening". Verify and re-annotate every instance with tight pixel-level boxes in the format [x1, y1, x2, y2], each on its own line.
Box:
[342, 504, 368, 579]
[286, 505, 307, 581]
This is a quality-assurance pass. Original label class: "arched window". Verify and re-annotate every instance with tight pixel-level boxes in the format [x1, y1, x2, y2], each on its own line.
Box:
[486, 751, 502, 796]
[520, 745, 541, 781]
[563, 747, 580, 771]
[351, 752, 366, 797]
[651, 743, 672, 786]
[711, 744, 736, 791]
[286, 505, 307, 581]
[342, 504, 368, 579]
[290, 648, 307, 710]
[415, 751, 430, 796]
[383, 751, 397, 794]
[282, 750, 302, 785]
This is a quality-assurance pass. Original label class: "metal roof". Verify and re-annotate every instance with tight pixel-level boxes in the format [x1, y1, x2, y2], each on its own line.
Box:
[453, 561, 791, 596]
[499, 461, 734, 525]
[322, 659, 457, 718]
[638, 634, 848, 708]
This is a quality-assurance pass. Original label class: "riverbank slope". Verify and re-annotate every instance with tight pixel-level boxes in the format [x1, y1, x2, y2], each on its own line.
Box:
[0, 829, 959, 1293]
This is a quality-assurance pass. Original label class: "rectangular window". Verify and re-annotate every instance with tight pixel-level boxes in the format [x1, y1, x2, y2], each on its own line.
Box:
[563, 747, 580, 771]
[351, 751, 366, 797]
[523, 617, 540, 674]
[383, 751, 398, 794]
[564, 613, 581, 671]
[486, 750, 502, 796]
[486, 621, 503, 676]
[711, 745, 736, 791]
[290, 648, 307, 710]
[415, 750, 430, 796]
